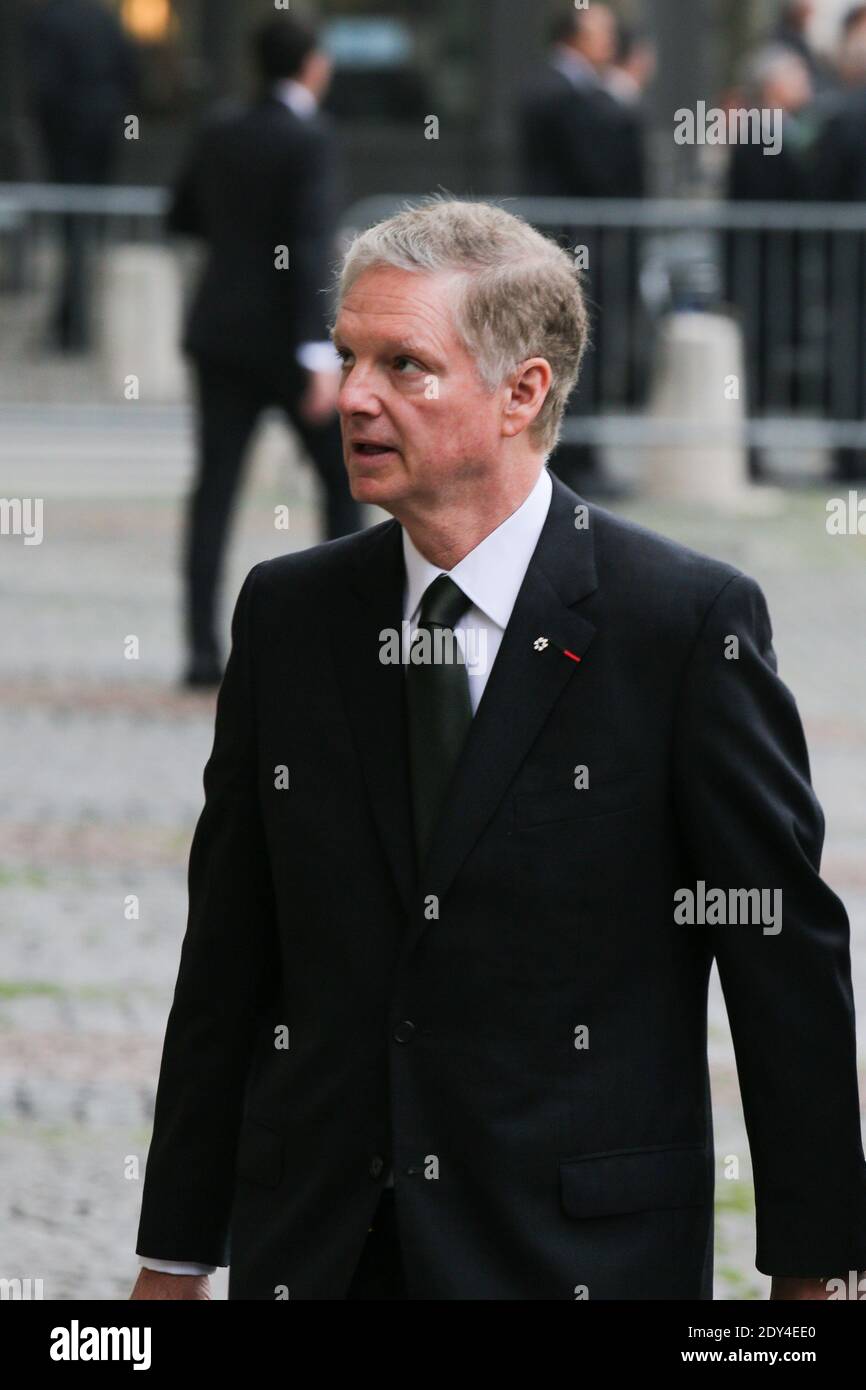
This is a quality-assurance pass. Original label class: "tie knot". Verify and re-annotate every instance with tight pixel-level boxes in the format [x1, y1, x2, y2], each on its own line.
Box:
[418, 574, 471, 630]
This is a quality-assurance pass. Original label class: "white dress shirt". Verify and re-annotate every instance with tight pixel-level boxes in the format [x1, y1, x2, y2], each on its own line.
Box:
[140, 467, 554, 1274]
[272, 77, 342, 377]
[401, 466, 553, 713]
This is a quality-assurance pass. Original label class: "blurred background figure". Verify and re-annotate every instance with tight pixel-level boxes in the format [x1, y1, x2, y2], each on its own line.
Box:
[768, 0, 843, 122]
[810, 12, 866, 480]
[841, 1, 866, 51]
[518, 3, 648, 491]
[724, 44, 814, 481]
[605, 22, 657, 108]
[167, 11, 361, 689]
[727, 44, 814, 201]
[519, 3, 645, 199]
[24, 0, 140, 351]
[817, 12, 866, 199]
[772, 1, 828, 88]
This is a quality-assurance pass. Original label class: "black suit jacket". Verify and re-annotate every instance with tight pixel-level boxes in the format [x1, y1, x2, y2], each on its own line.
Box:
[136, 472, 866, 1298]
[25, 0, 140, 181]
[518, 65, 645, 198]
[810, 88, 866, 202]
[167, 94, 341, 387]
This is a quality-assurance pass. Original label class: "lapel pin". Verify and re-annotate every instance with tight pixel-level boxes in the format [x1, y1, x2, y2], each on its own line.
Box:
[534, 636, 582, 664]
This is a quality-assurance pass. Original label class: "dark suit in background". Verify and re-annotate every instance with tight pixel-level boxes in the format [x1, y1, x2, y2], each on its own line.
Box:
[169, 91, 360, 675]
[724, 112, 815, 481]
[520, 61, 645, 201]
[25, 0, 140, 349]
[810, 85, 866, 478]
[519, 60, 647, 482]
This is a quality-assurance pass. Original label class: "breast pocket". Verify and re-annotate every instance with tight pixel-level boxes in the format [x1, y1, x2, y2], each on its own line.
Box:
[515, 767, 641, 828]
[559, 1142, 711, 1219]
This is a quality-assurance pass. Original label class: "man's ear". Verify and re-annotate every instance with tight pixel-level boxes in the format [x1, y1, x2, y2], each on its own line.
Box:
[501, 358, 552, 438]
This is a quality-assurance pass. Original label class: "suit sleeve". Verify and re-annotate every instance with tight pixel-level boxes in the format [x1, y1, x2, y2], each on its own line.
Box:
[673, 572, 866, 1277]
[136, 563, 280, 1265]
[165, 128, 207, 239]
[276, 117, 342, 344]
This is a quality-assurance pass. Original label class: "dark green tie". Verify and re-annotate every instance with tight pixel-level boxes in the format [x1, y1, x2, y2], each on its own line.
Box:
[405, 574, 474, 870]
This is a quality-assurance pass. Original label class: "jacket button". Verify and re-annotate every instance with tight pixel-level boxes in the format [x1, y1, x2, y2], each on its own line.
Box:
[393, 1020, 416, 1043]
[368, 1154, 385, 1179]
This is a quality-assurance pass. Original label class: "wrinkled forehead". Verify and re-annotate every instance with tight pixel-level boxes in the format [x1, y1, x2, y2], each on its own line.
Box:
[333, 265, 469, 357]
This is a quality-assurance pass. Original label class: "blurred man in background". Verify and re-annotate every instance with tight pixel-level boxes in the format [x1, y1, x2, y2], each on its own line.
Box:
[727, 45, 814, 202]
[770, 0, 845, 107]
[834, 3, 866, 100]
[604, 22, 657, 109]
[25, 0, 140, 351]
[842, 2, 866, 49]
[724, 45, 815, 482]
[773, 2, 824, 86]
[810, 18, 866, 480]
[813, 17, 866, 205]
[519, 3, 644, 200]
[518, 4, 647, 490]
[168, 13, 360, 689]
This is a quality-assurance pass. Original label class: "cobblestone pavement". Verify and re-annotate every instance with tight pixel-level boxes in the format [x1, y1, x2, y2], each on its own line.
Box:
[1, 404, 864, 1301]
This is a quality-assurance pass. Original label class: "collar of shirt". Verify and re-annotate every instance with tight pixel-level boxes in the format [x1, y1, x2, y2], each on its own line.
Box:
[271, 77, 318, 118]
[550, 46, 601, 89]
[401, 467, 553, 631]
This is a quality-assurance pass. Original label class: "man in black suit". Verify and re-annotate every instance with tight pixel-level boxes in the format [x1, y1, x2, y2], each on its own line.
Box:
[519, 5, 645, 200]
[25, 0, 140, 350]
[810, 25, 866, 481]
[518, 5, 647, 487]
[132, 199, 866, 1300]
[169, 15, 361, 689]
[724, 45, 815, 481]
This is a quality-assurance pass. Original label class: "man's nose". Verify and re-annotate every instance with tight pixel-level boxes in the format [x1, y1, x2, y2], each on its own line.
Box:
[337, 364, 382, 417]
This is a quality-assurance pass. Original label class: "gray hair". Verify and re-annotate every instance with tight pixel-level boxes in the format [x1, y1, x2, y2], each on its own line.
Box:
[738, 43, 810, 103]
[333, 197, 590, 456]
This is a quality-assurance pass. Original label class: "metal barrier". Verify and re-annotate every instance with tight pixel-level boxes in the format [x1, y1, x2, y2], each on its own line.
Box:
[0, 182, 168, 288]
[1, 184, 865, 458]
[0, 184, 178, 400]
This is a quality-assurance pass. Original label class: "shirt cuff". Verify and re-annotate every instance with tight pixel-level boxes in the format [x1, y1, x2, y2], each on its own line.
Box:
[139, 1256, 216, 1276]
[296, 340, 342, 373]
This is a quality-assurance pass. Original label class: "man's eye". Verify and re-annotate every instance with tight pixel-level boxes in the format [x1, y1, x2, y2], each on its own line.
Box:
[394, 356, 422, 374]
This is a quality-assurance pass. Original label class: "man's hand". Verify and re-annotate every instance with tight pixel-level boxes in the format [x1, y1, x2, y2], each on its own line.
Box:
[130, 1268, 211, 1300]
[298, 368, 340, 425]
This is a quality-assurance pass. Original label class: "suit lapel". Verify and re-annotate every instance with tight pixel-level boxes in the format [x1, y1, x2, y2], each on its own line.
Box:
[333, 519, 418, 918]
[418, 473, 598, 906]
[332, 473, 598, 925]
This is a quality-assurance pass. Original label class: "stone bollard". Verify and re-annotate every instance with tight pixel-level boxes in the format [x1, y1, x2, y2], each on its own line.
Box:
[95, 244, 187, 403]
[643, 310, 749, 505]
